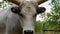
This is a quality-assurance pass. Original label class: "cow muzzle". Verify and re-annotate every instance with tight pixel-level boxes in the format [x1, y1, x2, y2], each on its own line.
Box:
[23, 28, 34, 34]
[24, 30, 33, 34]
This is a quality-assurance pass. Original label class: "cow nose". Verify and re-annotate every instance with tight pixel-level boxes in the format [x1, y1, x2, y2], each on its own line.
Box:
[24, 30, 33, 34]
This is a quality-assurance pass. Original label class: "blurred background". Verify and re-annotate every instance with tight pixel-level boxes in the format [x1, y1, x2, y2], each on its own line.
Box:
[0, 0, 60, 34]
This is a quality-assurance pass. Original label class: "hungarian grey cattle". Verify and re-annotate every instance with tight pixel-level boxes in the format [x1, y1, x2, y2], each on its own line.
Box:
[0, 0, 47, 34]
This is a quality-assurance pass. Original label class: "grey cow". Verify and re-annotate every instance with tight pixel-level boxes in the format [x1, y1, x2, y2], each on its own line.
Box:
[0, 0, 47, 34]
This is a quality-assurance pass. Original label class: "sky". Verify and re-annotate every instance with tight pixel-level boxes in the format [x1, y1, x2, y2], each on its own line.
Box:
[0, 0, 52, 21]
[0, 0, 3, 2]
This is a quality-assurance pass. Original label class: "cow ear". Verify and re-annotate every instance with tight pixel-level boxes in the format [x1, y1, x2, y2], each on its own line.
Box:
[11, 7, 20, 14]
[37, 7, 46, 14]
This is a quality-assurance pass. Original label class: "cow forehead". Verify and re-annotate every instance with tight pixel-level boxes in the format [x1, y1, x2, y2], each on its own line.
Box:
[21, 6, 36, 15]
[19, 0, 37, 2]
[25, 0, 34, 1]
[19, 0, 38, 15]
[19, 0, 38, 7]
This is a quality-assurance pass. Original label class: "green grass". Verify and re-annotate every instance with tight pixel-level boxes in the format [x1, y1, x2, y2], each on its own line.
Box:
[35, 21, 43, 34]
[35, 21, 60, 34]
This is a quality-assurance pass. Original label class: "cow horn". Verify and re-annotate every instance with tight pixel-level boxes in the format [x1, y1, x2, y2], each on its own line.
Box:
[7, 0, 19, 5]
[37, 0, 48, 5]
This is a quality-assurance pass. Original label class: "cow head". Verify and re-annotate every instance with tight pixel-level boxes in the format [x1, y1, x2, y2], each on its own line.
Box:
[10, 0, 47, 34]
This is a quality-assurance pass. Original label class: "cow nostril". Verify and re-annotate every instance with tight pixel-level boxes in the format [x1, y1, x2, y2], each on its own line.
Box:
[24, 30, 33, 34]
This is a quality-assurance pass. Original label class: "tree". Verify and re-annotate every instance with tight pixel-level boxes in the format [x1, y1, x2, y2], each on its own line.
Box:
[43, 0, 60, 30]
[42, 0, 60, 34]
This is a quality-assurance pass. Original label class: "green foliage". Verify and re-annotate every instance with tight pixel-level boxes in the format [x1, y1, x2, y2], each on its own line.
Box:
[43, 0, 60, 30]
[0, 1, 7, 8]
[0, 0, 12, 8]
[0, 2, 4, 7]
[35, 21, 42, 32]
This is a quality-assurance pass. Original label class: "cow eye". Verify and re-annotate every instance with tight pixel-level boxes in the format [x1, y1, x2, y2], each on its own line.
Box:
[36, 7, 46, 14]
[11, 7, 20, 14]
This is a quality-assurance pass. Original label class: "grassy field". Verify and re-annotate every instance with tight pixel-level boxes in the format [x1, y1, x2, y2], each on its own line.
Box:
[35, 21, 60, 34]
